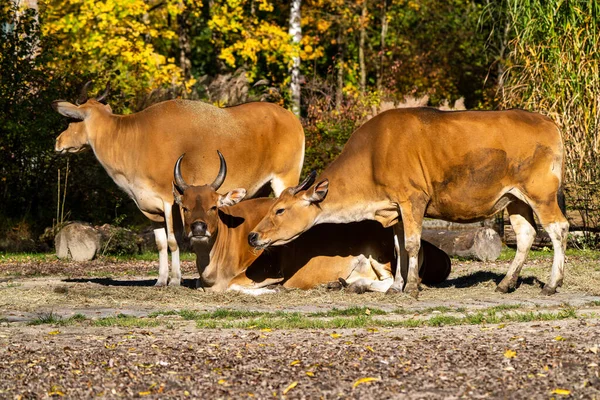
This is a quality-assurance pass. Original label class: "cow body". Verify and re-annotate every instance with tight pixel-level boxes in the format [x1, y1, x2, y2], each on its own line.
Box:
[250, 107, 568, 297]
[198, 198, 450, 294]
[53, 90, 304, 286]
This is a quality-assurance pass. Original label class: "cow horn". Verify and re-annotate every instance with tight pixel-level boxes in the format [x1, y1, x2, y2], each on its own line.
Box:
[210, 150, 227, 191]
[174, 154, 189, 193]
[291, 170, 317, 195]
[76, 81, 93, 105]
[96, 82, 111, 104]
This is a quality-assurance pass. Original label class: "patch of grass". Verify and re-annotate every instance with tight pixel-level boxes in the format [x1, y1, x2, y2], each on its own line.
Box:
[497, 247, 600, 262]
[101, 251, 196, 262]
[0, 253, 56, 264]
[587, 300, 600, 307]
[308, 307, 387, 317]
[487, 304, 523, 312]
[93, 313, 160, 328]
[29, 312, 63, 326]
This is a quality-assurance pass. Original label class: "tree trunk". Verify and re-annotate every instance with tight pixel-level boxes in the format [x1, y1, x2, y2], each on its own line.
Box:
[376, 0, 388, 91]
[358, 0, 368, 94]
[178, 4, 192, 94]
[421, 228, 503, 262]
[289, 0, 302, 116]
[336, 30, 344, 110]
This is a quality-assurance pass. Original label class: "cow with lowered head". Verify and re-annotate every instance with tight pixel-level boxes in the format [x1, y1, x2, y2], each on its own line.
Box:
[52, 82, 305, 286]
[173, 157, 451, 294]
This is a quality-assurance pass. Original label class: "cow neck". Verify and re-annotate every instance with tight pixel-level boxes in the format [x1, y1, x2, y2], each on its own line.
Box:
[311, 145, 385, 226]
[88, 113, 137, 178]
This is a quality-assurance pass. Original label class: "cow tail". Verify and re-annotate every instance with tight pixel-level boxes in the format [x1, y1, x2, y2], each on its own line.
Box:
[557, 185, 567, 218]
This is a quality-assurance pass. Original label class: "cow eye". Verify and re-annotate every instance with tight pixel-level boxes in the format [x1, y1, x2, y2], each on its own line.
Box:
[210, 206, 217, 211]
[275, 208, 285, 215]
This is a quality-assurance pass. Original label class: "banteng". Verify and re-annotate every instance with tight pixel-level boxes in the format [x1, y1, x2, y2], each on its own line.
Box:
[248, 108, 568, 298]
[52, 82, 304, 286]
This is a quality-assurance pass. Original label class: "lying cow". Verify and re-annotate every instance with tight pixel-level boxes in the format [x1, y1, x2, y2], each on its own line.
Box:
[173, 159, 451, 294]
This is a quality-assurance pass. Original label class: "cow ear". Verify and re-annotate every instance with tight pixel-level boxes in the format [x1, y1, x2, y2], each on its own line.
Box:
[172, 183, 183, 205]
[52, 101, 89, 120]
[218, 188, 247, 207]
[304, 179, 328, 204]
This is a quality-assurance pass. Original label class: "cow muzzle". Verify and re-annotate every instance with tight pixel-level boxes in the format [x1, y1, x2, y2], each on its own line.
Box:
[190, 221, 211, 242]
[248, 231, 270, 249]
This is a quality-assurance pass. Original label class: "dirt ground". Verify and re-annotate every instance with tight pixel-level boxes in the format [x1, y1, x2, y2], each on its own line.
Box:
[1, 254, 600, 398]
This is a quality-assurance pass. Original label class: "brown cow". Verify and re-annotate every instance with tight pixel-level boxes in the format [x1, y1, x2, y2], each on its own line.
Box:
[173, 165, 451, 294]
[52, 82, 304, 286]
[248, 108, 569, 298]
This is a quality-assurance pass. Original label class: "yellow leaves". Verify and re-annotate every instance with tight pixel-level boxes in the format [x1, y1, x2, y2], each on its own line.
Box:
[289, 360, 301, 366]
[353, 377, 380, 388]
[504, 349, 517, 359]
[305, 371, 315, 377]
[282, 381, 297, 395]
[218, 379, 226, 385]
[138, 391, 152, 396]
[551, 388, 571, 396]
[330, 333, 342, 339]
[554, 336, 565, 341]
[48, 385, 65, 397]
[48, 330, 60, 335]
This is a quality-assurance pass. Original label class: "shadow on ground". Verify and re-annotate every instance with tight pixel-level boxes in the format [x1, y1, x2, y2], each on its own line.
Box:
[63, 277, 198, 289]
[434, 271, 545, 291]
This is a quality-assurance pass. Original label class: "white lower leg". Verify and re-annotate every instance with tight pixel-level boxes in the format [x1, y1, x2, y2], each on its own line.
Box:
[546, 221, 568, 289]
[154, 228, 169, 286]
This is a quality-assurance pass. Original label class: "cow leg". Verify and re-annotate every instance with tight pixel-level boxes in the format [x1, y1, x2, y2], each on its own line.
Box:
[154, 228, 169, 287]
[496, 202, 537, 293]
[164, 202, 181, 286]
[345, 256, 393, 293]
[389, 202, 426, 299]
[535, 204, 569, 295]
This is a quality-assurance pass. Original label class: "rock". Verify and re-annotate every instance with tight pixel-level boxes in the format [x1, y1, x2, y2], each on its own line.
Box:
[55, 222, 101, 261]
[421, 228, 502, 262]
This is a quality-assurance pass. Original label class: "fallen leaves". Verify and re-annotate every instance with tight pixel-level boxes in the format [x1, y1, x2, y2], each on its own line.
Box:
[551, 388, 571, 396]
[282, 381, 297, 395]
[48, 330, 60, 336]
[353, 377, 381, 388]
[504, 349, 517, 359]
[330, 333, 342, 339]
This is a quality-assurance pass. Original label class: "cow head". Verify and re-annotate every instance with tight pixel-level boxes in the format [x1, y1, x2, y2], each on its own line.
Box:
[248, 171, 328, 249]
[52, 81, 112, 154]
[173, 152, 246, 244]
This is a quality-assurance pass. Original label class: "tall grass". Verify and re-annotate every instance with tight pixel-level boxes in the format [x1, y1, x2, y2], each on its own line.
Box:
[499, 0, 600, 241]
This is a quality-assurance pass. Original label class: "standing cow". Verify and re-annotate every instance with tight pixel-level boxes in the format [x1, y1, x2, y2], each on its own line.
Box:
[52, 82, 305, 286]
[248, 107, 569, 298]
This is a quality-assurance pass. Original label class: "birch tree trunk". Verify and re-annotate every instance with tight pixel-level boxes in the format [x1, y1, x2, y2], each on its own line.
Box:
[289, 0, 302, 116]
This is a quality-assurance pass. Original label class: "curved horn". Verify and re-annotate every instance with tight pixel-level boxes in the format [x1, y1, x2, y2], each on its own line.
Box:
[210, 150, 227, 191]
[96, 82, 111, 104]
[173, 154, 189, 193]
[291, 170, 317, 195]
[76, 81, 93, 105]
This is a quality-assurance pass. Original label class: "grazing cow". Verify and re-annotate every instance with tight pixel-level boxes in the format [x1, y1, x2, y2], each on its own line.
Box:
[248, 107, 569, 298]
[52, 82, 305, 286]
[173, 163, 451, 294]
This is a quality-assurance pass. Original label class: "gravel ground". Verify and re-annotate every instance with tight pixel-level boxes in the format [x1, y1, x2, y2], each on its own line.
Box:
[0, 319, 599, 399]
[1, 255, 600, 398]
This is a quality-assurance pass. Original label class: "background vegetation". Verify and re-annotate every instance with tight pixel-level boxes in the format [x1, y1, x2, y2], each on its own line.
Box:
[1, 0, 598, 249]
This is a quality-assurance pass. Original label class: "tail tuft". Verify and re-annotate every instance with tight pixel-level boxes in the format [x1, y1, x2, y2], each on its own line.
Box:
[557, 185, 566, 218]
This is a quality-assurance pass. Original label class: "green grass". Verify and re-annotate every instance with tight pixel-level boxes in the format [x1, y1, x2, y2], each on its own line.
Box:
[497, 247, 600, 262]
[93, 313, 160, 328]
[0, 251, 197, 264]
[28, 312, 88, 326]
[308, 306, 387, 317]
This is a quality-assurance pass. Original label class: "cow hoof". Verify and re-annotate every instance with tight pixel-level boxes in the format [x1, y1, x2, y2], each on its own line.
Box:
[405, 285, 420, 299]
[495, 284, 509, 293]
[346, 282, 367, 294]
[385, 286, 403, 295]
[155, 280, 168, 287]
[168, 278, 181, 287]
[326, 281, 344, 291]
[541, 285, 557, 296]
